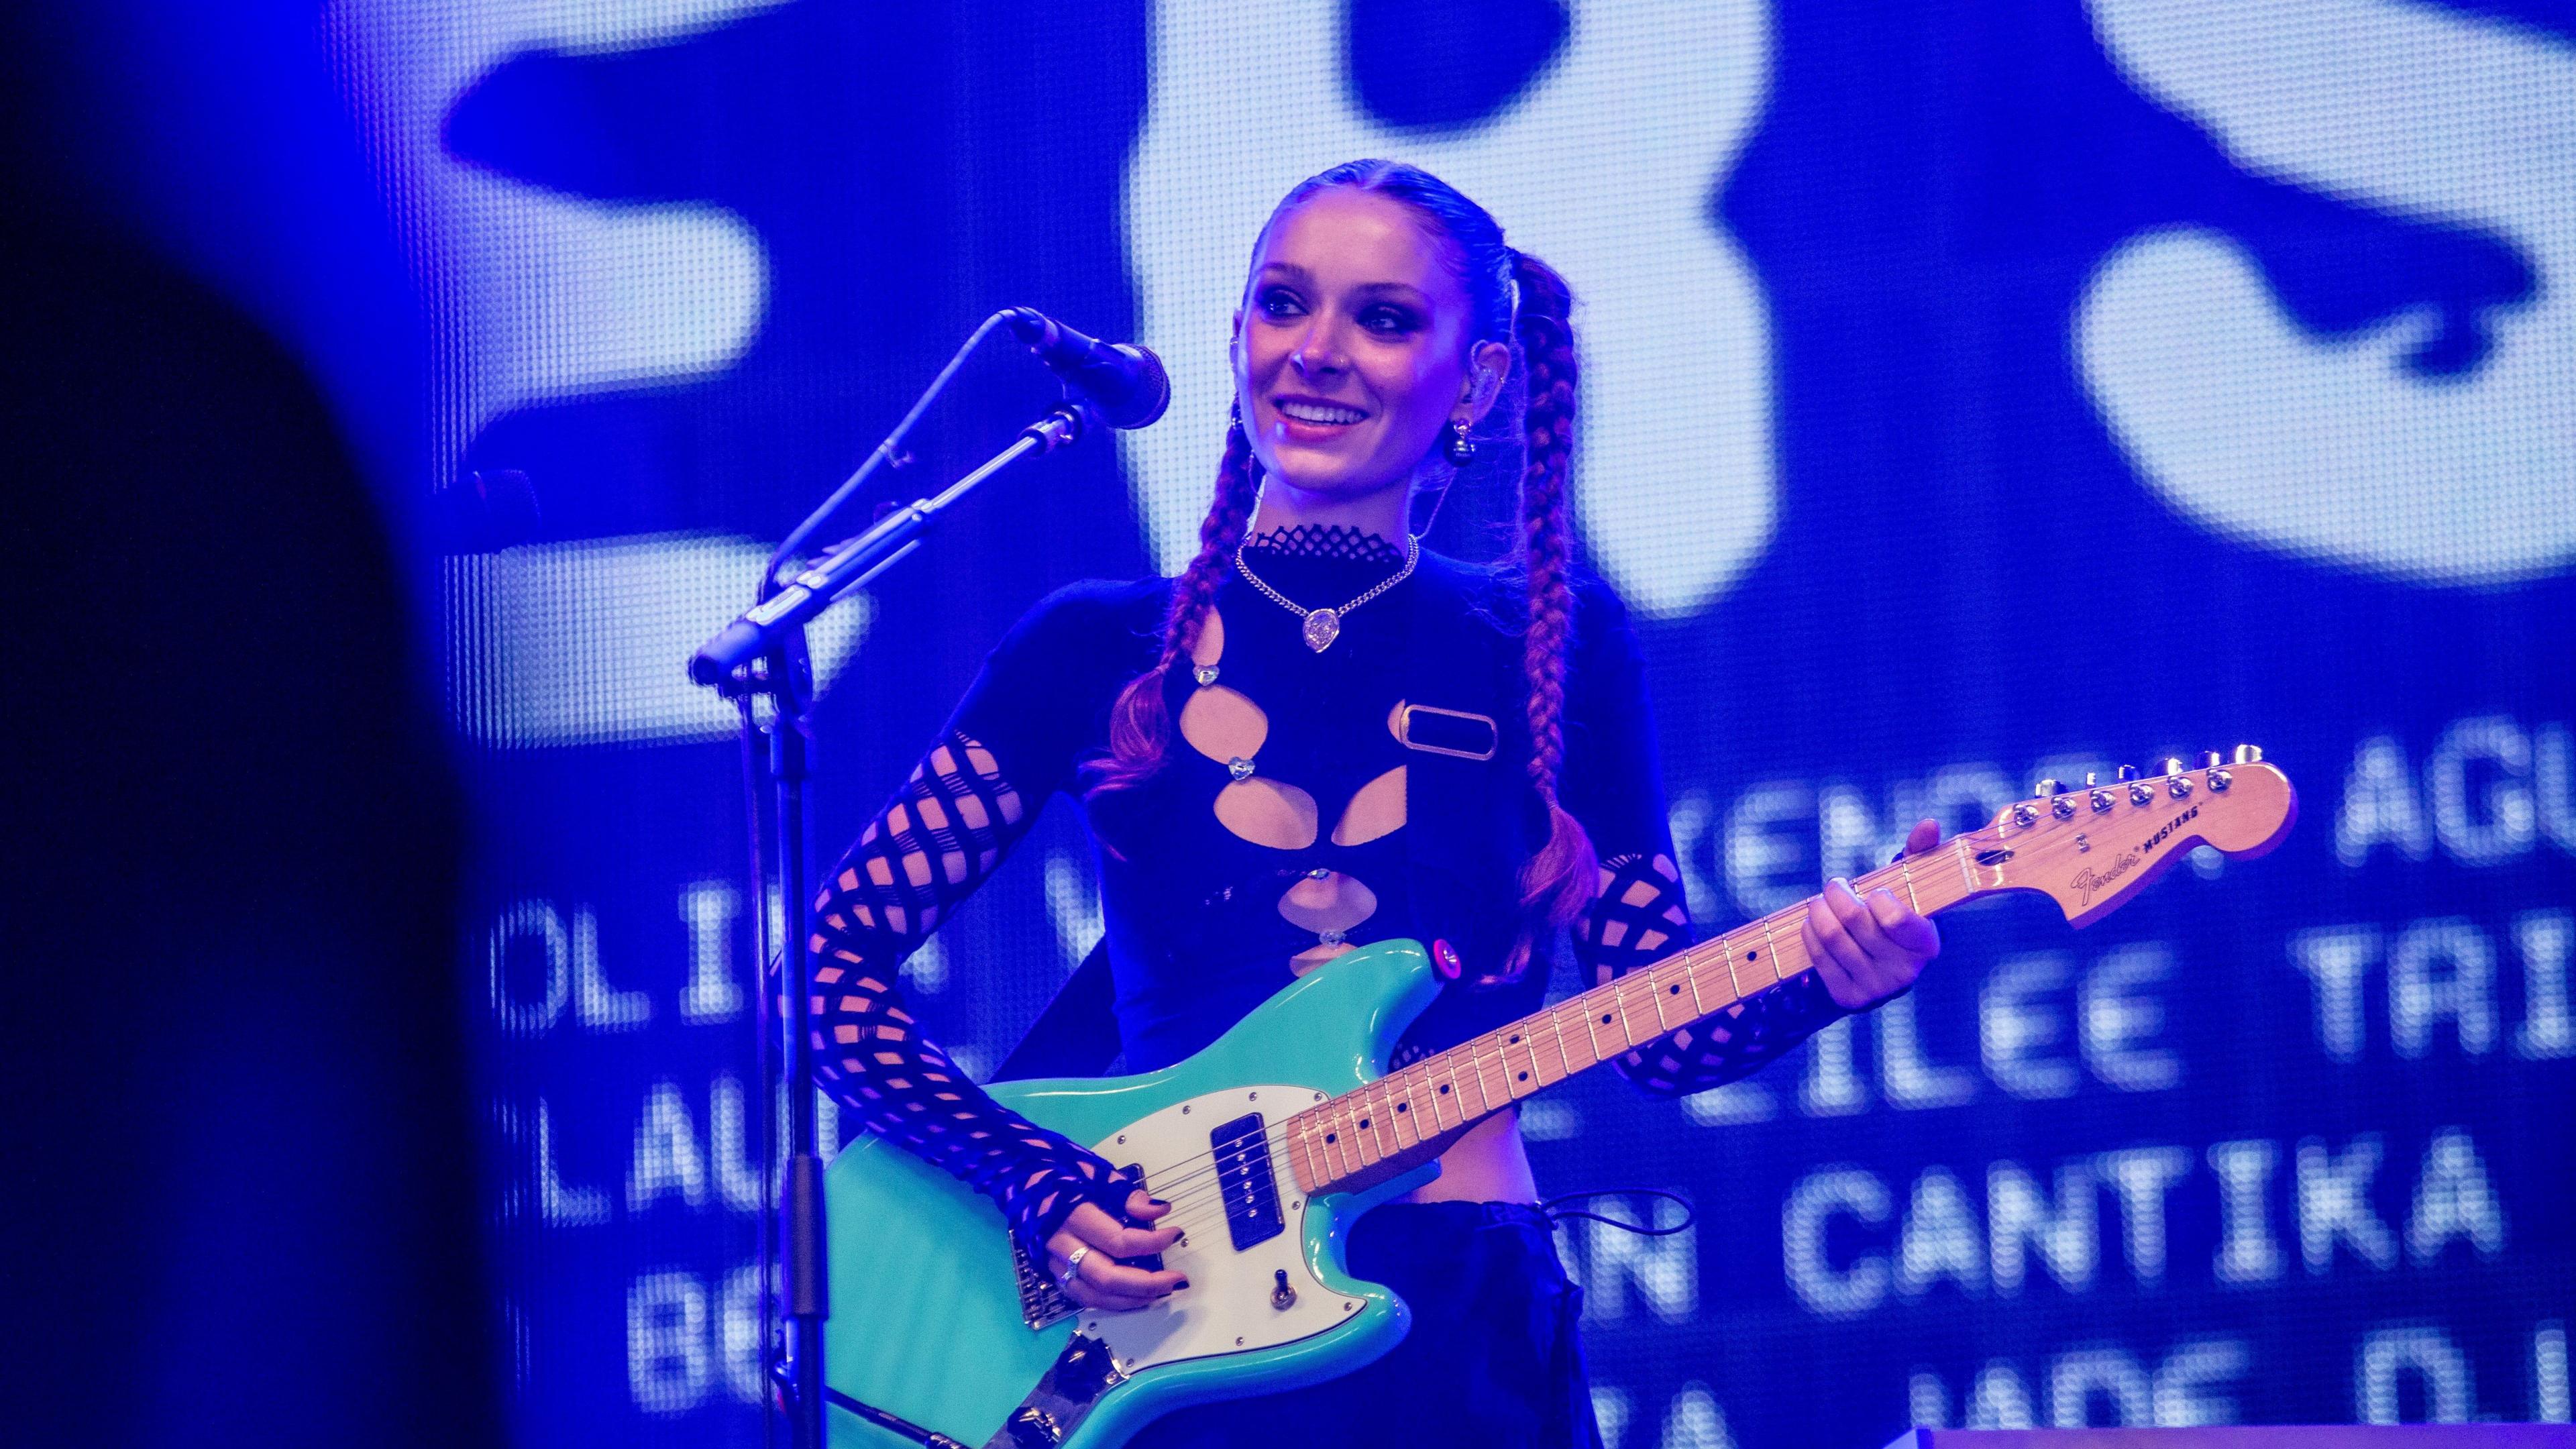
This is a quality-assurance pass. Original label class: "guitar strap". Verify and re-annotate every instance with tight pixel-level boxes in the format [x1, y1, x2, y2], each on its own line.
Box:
[990, 937, 1121, 1081]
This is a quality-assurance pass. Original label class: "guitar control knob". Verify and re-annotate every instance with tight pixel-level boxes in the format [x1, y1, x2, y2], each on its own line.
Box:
[1272, 1269, 1297, 1310]
[1054, 1334, 1116, 1400]
[2233, 743, 2265, 764]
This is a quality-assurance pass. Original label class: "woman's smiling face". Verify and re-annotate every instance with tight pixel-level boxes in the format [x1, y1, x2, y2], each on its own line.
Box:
[1234, 186, 1495, 511]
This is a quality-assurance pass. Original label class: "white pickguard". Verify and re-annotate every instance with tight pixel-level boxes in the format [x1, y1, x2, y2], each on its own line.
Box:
[1068, 1085, 1360, 1377]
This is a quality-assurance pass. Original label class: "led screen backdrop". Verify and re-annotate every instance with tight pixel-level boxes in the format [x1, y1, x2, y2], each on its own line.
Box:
[309, 1, 2576, 1444]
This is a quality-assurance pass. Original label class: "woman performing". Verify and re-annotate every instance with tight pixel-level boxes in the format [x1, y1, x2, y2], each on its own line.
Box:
[808, 159, 1942, 1448]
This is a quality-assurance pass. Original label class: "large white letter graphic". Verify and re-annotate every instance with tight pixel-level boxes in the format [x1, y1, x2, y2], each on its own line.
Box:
[2078, 0, 2576, 587]
[334, 0, 790, 469]
[1122, 2, 1778, 618]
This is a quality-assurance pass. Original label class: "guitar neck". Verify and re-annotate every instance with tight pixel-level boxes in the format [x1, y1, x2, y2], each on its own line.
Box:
[1279, 845, 1989, 1197]
[1277, 755, 2299, 1197]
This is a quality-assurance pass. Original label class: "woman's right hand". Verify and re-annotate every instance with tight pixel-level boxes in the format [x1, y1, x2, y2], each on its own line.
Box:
[1046, 1190, 1188, 1310]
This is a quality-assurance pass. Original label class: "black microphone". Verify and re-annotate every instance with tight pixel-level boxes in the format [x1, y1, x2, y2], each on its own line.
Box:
[1002, 308, 1170, 429]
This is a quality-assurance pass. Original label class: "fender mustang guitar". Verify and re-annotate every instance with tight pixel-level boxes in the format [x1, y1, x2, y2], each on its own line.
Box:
[822, 752, 2298, 1448]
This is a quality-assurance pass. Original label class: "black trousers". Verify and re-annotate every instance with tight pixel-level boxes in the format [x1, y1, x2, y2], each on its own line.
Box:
[1129, 1201, 1603, 1449]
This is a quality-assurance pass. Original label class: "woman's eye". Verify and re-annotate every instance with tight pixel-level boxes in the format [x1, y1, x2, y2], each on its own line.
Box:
[1361, 306, 1419, 336]
[1258, 289, 1304, 319]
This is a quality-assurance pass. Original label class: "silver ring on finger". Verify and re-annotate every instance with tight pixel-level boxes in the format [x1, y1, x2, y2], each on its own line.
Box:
[1058, 1244, 1090, 1289]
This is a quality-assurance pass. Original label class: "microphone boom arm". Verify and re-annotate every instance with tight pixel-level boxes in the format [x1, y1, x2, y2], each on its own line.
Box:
[690, 397, 1099, 686]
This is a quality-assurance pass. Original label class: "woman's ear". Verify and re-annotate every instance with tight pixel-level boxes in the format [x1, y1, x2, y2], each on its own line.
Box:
[1460, 339, 1513, 425]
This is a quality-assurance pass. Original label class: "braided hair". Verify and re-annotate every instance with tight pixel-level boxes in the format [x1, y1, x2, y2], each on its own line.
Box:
[1504, 250, 1600, 965]
[1089, 160, 1602, 971]
[1086, 410, 1260, 798]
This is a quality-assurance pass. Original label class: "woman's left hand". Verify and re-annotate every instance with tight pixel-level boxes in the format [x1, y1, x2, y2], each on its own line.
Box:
[1805, 816, 1943, 1011]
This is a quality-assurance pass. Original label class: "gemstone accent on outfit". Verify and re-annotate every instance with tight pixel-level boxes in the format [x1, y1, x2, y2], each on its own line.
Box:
[1227, 756, 1255, 782]
[1232, 533, 1419, 653]
[1193, 664, 1220, 686]
[1303, 608, 1341, 652]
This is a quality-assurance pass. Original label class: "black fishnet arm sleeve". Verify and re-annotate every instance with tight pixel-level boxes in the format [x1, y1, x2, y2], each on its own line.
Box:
[808, 584, 1157, 1259]
[1557, 578, 1845, 1099]
[1575, 853, 1845, 1097]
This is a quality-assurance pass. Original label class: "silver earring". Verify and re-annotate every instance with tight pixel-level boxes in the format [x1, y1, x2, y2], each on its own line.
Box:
[1443, 417, 1477, 465]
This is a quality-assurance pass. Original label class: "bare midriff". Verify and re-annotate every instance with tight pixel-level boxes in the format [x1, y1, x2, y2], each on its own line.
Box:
[1391, 1107, 1539, 1205]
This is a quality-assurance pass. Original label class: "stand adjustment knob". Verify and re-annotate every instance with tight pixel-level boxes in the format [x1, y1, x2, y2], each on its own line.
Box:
[1008, 1407, 1064, 1447]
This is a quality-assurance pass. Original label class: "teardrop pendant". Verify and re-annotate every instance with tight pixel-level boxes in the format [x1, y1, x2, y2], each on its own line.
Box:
[1303, 608, 1341, 652]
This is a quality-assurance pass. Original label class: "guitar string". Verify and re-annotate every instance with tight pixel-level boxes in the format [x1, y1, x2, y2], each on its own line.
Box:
[1061, 814, 2229, 1263]
[1097, 961, 1885, 1254]
[1053, 843, 1991, 1237]
[1073, 959, 1785, 1232]
[1075, 896, 1852, 1220]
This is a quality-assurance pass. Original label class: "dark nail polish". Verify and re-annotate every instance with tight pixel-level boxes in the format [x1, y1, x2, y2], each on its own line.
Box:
[1175, 1279, 1191, 1289]
[1148, 1197, 1169, 1208]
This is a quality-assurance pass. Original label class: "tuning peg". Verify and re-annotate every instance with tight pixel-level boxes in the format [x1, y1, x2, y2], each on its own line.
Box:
[2115, 765, 2139, 782]
[2159, 756, 2187, 776]
[2232, 743, 2264, 764]
[2202, 750, 2234, 791]
[2164, 755, 2194, 798]
[2032, 778, 2076, 820]
[2087, 774, 2114, 812]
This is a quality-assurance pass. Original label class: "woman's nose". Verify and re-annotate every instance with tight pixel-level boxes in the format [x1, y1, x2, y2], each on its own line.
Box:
[1288, 320, 1346, 378]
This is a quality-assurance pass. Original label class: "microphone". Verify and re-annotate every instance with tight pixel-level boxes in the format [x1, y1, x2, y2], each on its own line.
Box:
[1002, 308, 1170, 429]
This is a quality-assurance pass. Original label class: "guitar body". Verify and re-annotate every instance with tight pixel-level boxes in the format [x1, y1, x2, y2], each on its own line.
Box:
[823, 939, 1446, 1449]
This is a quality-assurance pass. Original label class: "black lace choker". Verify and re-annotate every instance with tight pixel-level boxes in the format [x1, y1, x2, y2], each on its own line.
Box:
[1240, 524, 1407, 566]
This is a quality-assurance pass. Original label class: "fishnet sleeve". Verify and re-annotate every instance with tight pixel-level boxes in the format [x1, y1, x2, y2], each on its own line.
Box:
[809, 731, 1131, 1258]
[1576, 853, 1843, 1097]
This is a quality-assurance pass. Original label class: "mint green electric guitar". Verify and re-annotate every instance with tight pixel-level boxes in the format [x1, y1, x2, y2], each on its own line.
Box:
[824, 756, 2295, 1448]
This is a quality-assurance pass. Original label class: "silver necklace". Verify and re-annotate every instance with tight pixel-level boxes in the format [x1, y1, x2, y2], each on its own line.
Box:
[1232, 533, 1421, 652]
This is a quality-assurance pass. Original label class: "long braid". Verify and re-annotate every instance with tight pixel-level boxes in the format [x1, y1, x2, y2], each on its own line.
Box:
[1087, 414, 1260, 797]
[1505, 250, 1600, 970]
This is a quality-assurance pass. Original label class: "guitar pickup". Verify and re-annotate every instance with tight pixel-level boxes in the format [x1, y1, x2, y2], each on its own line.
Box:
[1210, 1113, 1285, 1250]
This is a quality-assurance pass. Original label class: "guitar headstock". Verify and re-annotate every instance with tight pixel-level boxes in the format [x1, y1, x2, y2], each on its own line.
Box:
[1958, 747, 2298, 927]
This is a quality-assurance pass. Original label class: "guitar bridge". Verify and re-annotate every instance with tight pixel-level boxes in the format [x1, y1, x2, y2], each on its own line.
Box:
[1009, 1234, 1079, 1331]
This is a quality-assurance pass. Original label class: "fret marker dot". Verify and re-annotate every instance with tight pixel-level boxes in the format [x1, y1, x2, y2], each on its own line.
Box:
[1359, 1119, 1371, 1129]
[1396, 1103, 1407, 1112]
[1670, 985, 1681, 994]
[1601, 1013, 1613, 1024]
[1438, 1085, 1450, 1094]
[1517, 1071, 1529, 1081]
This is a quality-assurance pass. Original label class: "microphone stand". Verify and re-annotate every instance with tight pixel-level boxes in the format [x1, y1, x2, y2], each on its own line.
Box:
[696, 396, 1105, 1449]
